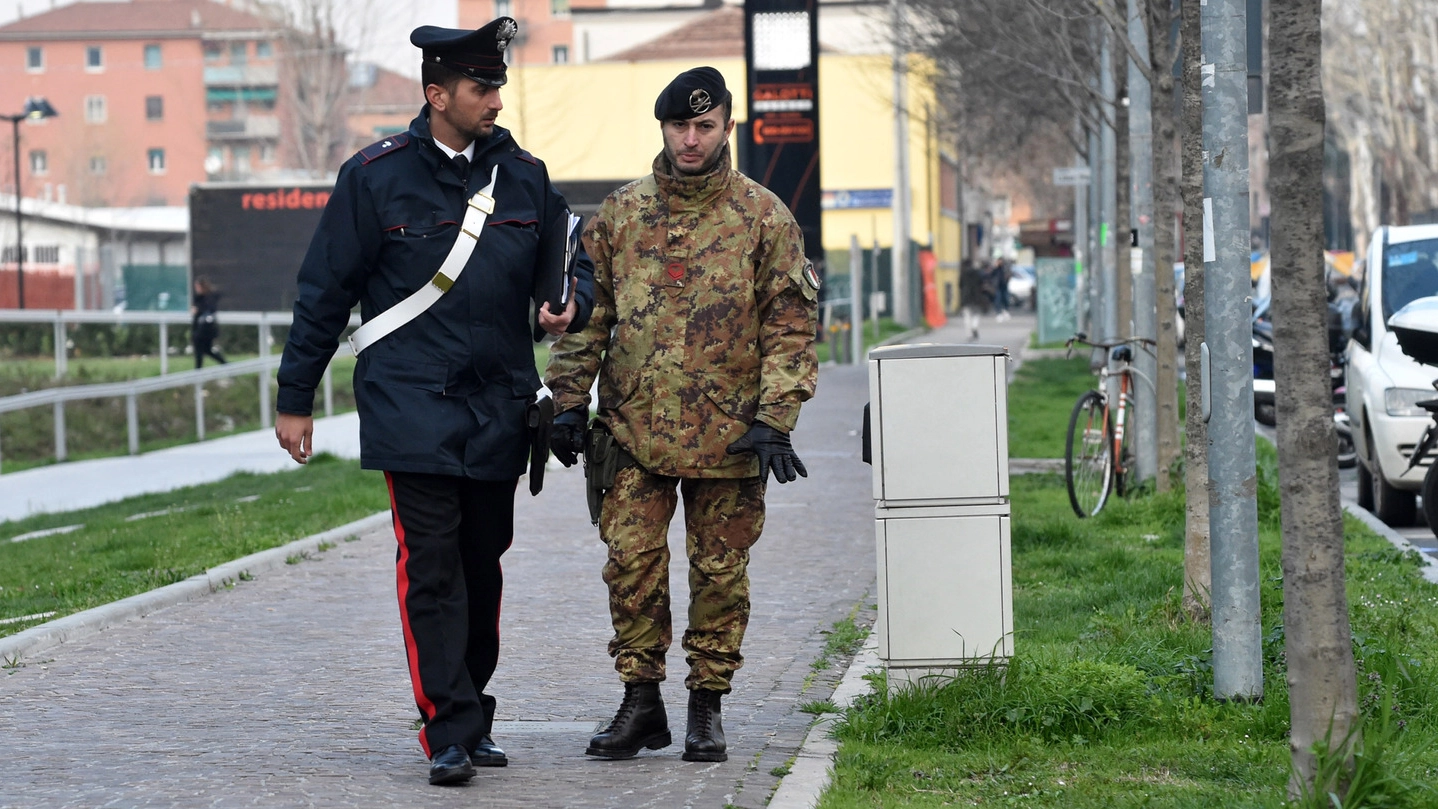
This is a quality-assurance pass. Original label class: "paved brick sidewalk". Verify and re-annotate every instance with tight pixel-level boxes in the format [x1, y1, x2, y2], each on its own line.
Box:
[0, 363, 878, 809]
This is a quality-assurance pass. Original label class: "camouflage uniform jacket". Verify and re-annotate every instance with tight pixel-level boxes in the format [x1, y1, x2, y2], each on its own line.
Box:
[546, 150, 819, 478]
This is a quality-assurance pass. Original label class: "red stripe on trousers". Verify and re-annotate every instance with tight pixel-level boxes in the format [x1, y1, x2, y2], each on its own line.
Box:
[386, 472, 437, 759]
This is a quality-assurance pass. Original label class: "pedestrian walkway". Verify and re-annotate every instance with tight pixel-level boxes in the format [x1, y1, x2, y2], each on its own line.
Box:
[0, 412, 362, 524]
[0, 311, 1037, 808]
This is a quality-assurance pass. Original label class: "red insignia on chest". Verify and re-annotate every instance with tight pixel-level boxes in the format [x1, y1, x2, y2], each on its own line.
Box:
[666, 262, 684, 280]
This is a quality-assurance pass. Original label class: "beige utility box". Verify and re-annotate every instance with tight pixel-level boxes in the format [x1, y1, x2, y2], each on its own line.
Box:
[867, 344, 1012, 688]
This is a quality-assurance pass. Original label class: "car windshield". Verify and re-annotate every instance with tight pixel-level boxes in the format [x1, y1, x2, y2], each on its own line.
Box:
[1382, 239, 1438, 321]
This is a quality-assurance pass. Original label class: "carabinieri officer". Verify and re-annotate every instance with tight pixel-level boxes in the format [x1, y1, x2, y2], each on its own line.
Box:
[274, 17, 595, 786]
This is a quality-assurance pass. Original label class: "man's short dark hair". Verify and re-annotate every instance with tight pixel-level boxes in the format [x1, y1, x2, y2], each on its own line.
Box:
[421, 61, 467, 97]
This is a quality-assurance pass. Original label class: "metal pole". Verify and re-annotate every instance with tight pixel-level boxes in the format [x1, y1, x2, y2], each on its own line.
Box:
[1201, 0, 1262, 702]
[10, 116, 23, 310]
[53, 400, 65, 462]
[195, 382, 206, 441]
[126, 391, 139, 455]
[1073, 123, 1090, 336]
[890, 0, 911, 326]
[53, 317, 66, 379]
[159, 321, 169, 376]
[1100, 29, 1119, 342]
[1088, 119, 1103, 337]
[850, 235, 864, 364]
[1128, 0, 1158, 483]
[259, 313, 272, 430]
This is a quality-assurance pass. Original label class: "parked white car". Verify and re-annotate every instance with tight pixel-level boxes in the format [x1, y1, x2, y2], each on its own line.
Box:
[1346, 223, 1438, 525]
[1008, 265, 1036, 310]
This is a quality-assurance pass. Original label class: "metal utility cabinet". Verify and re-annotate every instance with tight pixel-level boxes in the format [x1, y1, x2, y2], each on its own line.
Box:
[867, 344, 1012, 689]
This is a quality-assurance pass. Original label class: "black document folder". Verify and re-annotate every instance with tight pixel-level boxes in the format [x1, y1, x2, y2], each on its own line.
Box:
[532, 208, 582, 341]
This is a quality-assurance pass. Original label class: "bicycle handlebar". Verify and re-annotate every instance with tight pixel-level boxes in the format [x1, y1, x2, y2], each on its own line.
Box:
[1064, 333, 1158, 360]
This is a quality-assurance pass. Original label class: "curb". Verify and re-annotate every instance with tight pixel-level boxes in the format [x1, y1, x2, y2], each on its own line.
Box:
[1343, 502, 1438, 585]
[768, 634, 881, 809]
[0, 510, 392, 663]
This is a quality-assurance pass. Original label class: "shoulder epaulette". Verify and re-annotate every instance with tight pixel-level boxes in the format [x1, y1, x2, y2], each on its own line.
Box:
[358, 133, 410, 165]
[513, 149, 538, 166]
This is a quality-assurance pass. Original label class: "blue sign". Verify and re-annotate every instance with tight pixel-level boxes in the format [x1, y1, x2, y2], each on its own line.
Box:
[822, 189, 893, 210]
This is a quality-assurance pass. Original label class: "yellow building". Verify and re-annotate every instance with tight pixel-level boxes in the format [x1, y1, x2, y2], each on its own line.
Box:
[502, 51, 962, 316]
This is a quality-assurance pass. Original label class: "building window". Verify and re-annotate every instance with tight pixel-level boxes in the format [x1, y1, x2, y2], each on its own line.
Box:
[144, 44, 162, 69]
[148, 148, 166, 174]
[32, 245, 60, 265]
[230, 41, 247, 65]
[146, 96, 164, 121]
[551, 0, 570, 17]
[256, 40, 272, 59]
[90, 155, 107, 175]
[26, 46, 42, 72]
[233, 145, 252, 176]
[494, 0, 512, 17]
[30, 150, 48, 175]
[260, 143, 276, 163]
[86, 45, 103, 71]
[206, 147, 224, 175]
[552, 44, 569, 64]
[204, 42, 222, 63]
[85, 95, 107, 123]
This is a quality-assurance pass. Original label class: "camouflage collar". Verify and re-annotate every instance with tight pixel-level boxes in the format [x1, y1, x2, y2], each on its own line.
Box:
[653, 148, 732, 205]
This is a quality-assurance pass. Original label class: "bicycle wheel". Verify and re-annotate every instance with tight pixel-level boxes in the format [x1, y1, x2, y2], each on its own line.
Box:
[1066, 390, 1114, 517]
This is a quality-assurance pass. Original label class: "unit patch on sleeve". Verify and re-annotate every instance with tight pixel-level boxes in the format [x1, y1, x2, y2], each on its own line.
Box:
[802, 261, 822, 290]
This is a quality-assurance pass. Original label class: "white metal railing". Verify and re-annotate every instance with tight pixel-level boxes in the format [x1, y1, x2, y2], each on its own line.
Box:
[0, 310, 361, 472]
[0, 309, 359, 377]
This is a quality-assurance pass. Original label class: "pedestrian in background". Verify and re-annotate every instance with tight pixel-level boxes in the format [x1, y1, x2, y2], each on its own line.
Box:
[190, 275, 227, 368]
[544, 67, 818, 765]
[959, 259, 985, 340]
[273, 16, 594, 787]
[990, 259, 1012, 322]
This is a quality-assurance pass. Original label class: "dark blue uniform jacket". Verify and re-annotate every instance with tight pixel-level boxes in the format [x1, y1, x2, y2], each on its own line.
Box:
[278, 108, 595, 479]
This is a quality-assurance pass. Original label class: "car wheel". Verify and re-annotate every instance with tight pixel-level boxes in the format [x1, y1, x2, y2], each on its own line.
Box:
[1371, 451, 1417, 527]
[1356, 457, 1375, 511]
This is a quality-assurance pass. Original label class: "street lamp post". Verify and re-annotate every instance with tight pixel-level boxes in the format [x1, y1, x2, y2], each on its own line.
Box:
[4, 97, 58, 310]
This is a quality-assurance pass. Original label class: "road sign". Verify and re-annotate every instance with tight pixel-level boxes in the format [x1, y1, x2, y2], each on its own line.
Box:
[1052, 166, 1092, 186]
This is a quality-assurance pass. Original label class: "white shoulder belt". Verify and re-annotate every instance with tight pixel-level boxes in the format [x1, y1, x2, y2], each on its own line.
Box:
[348, 165, 499, 356]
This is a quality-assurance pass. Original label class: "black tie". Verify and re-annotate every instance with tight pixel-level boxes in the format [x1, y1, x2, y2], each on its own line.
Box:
[453, 154, 470, 182]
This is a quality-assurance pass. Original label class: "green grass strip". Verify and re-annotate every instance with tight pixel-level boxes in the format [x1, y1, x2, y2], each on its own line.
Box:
[0, 454, 388, 638]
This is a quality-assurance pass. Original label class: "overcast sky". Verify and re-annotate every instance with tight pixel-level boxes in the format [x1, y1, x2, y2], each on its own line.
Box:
[0, 0, 459, 78]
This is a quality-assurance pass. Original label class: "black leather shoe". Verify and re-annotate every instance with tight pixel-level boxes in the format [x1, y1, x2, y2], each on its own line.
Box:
[586, 681, 672, 759]
[682, 689, 727, 762]
[429, 744, 475, 785]
[470, 735, 508, 767]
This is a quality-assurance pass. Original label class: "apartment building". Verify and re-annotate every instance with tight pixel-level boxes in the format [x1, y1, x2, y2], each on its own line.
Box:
[0, 0, 296, 208]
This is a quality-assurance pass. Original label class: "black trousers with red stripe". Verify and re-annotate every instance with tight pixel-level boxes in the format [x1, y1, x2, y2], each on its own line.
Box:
[385, 472, 516, 758]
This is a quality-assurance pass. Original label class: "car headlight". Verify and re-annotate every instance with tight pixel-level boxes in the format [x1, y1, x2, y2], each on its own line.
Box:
[1384, 387, 1438, 417]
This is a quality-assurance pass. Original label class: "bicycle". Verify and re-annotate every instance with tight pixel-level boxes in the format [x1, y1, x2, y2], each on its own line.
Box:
[1062, 333, 1157, 518]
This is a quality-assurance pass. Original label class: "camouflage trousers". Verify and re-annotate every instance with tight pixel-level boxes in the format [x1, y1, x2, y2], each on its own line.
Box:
[599, 466, 767, 693]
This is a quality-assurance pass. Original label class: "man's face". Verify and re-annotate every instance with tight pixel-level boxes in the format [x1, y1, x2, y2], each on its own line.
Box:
[435, 79, 504, 142]
[661, 106, 734, 176]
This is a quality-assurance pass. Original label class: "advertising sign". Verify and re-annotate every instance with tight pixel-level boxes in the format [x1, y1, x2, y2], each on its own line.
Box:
[743, 0, 822, 267]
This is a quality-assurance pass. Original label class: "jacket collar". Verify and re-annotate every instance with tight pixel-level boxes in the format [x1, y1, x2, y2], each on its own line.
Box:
[410, 106, 511, 188]
[653, 147, 732, 209]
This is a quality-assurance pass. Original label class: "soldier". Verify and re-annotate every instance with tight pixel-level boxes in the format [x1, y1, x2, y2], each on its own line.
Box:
[544, 66, 819, 763]
[274, 18, 595, 786]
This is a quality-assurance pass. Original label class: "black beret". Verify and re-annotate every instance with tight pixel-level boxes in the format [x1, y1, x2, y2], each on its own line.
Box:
[654, 66, 731, 121]
[411, 18, 518, 87]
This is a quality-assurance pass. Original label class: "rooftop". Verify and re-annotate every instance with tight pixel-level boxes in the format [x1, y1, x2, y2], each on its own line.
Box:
[602, 5, 743, 61]
[0, 0, 274, 40]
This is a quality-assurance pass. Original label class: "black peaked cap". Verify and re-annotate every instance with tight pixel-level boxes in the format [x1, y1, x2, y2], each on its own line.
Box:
[654, 66, 731, 121]
[412, 17, 518, 87]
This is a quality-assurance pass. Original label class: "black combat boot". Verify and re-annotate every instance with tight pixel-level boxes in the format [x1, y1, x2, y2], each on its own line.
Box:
[682, 689, 727, 762]
[585, 681, 672, 759]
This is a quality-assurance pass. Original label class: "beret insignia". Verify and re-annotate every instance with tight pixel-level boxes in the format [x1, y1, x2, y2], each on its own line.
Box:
[689, 89, 713, 114]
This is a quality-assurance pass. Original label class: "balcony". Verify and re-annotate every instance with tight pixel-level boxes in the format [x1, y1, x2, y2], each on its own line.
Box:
[207, 116, 281, 140]
[204, 64, 279, 86]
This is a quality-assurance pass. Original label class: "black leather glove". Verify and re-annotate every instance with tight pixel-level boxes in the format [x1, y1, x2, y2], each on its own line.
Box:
[551, 408, 588, 467]
[725, 422, 808, 484]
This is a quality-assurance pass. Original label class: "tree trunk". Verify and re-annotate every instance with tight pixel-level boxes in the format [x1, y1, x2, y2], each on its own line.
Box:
[1179, 0, 1210, 622]
[1269, 0, 1361, 797]
[1150, 0, 1181, 492]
